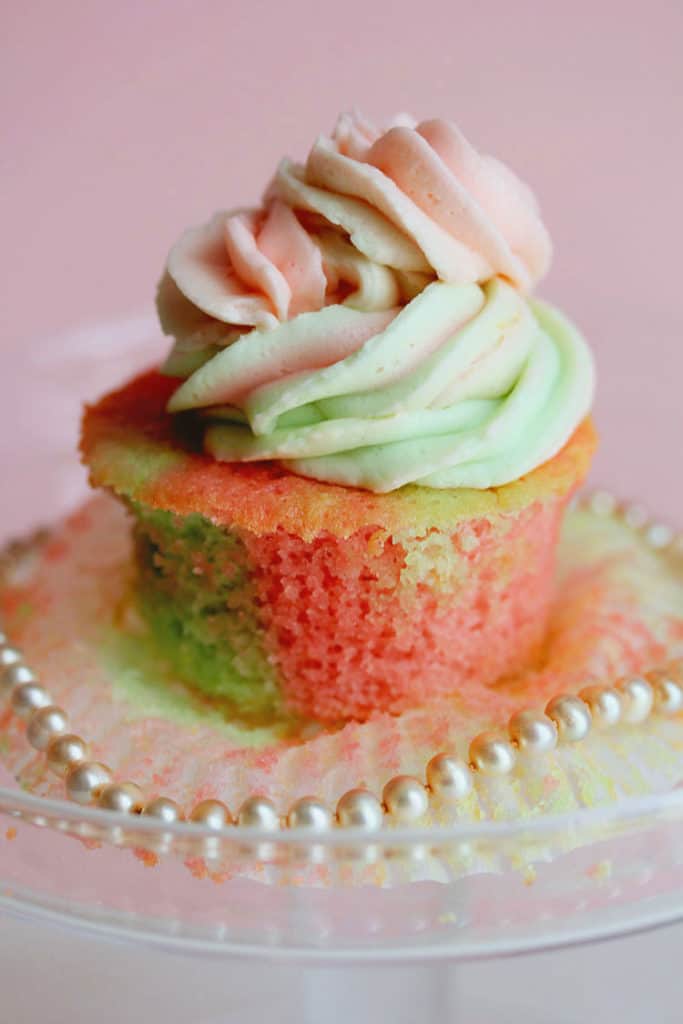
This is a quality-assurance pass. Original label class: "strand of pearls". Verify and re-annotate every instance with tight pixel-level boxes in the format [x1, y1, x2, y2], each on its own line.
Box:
[0, 492, 681, 835]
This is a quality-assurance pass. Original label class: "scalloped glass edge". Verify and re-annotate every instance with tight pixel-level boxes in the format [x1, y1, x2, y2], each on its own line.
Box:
[3, 778, 683, 854]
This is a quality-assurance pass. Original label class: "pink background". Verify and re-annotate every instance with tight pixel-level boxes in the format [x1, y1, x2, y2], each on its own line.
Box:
[1, 0, 682, 536]
[2, 6, 683, 1014]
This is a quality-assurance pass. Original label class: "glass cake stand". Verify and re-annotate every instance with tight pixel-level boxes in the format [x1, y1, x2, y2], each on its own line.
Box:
[2, 783, 683, 1022]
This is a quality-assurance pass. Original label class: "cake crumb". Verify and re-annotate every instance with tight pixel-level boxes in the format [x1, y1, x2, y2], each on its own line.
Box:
[366, 529, 387, 557]
[523, 864, 537, 886]
[134, 848, 159, 868]
[185, 857, 209, 880]
[587, 859, 612, 881]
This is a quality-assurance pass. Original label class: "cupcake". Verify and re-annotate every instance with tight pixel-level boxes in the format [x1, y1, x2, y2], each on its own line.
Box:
[1, 110, 682, 871]
[81, 111, 596, 723]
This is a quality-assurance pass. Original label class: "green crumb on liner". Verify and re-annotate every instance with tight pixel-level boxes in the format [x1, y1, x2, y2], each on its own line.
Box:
[99, 624, 297, 748]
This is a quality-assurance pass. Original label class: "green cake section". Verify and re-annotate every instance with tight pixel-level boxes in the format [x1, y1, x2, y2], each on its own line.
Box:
[131, 501, 281, 717]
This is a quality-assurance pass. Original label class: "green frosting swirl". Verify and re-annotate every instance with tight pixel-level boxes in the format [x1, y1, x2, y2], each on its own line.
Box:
[167, 277, 594, 492]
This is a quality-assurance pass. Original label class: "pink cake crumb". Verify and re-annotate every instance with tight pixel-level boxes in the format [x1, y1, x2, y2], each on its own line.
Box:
[243, 499, 562, 720]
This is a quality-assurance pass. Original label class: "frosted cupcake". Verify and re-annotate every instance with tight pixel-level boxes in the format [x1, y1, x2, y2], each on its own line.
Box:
[82, 111, 596, 723]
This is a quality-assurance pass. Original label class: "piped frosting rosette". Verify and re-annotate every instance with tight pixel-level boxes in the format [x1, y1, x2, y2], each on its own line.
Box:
[159, 111, 594, 492]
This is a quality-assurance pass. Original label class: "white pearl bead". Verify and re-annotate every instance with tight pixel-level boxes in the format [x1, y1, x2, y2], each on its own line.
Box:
[11, 682, 51, 719]
[546, 695, 592, 743]
[469, 732, 517, 775]
[1, 662, 35, 694]
[66, 761, 113, 805]
[382, 776, 429, 823]
[617, 675, 654, 724]
[286, 797, 333, 831]
[26, 705, 69, 750]
[142, 797, 185, 823]
[0, 645, 21, 673]
[588, 491, 618, 517]
[649, 671, 683, 715]
[335, 788, 385, 830]
[237, 795, 280, 830]
[98, 782, 145, 814]
[579, 685, 622, 729]
[0, 631, 8, 648]
[646, 523, 674, 549]
[425, 753, 473, 801]
[0, 652, 26, 693]
[46, 734, 90, 777]
[189, 799, 232, 829]
[622, 503, 649, 529]
[508, 710, 558, 753]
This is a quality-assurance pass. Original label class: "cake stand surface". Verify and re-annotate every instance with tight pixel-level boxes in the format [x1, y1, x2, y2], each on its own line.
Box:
[3, 913, 680, 1024]
[2, 783, 683, 1023]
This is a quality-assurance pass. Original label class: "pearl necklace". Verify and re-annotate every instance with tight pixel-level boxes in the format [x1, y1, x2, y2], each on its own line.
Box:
[0, 490, 682, 835]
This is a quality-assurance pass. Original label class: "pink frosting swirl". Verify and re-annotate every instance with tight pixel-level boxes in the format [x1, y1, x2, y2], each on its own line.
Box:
[162, 111, 552, 340]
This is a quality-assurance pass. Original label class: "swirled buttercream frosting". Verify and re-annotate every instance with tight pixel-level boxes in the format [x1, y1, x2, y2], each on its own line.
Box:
[159, 111, 594, 492]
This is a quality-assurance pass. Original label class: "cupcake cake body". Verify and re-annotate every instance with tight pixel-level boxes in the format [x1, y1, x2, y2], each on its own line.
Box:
[80, 111, 596, 723]
[83, 372, 595, 720]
